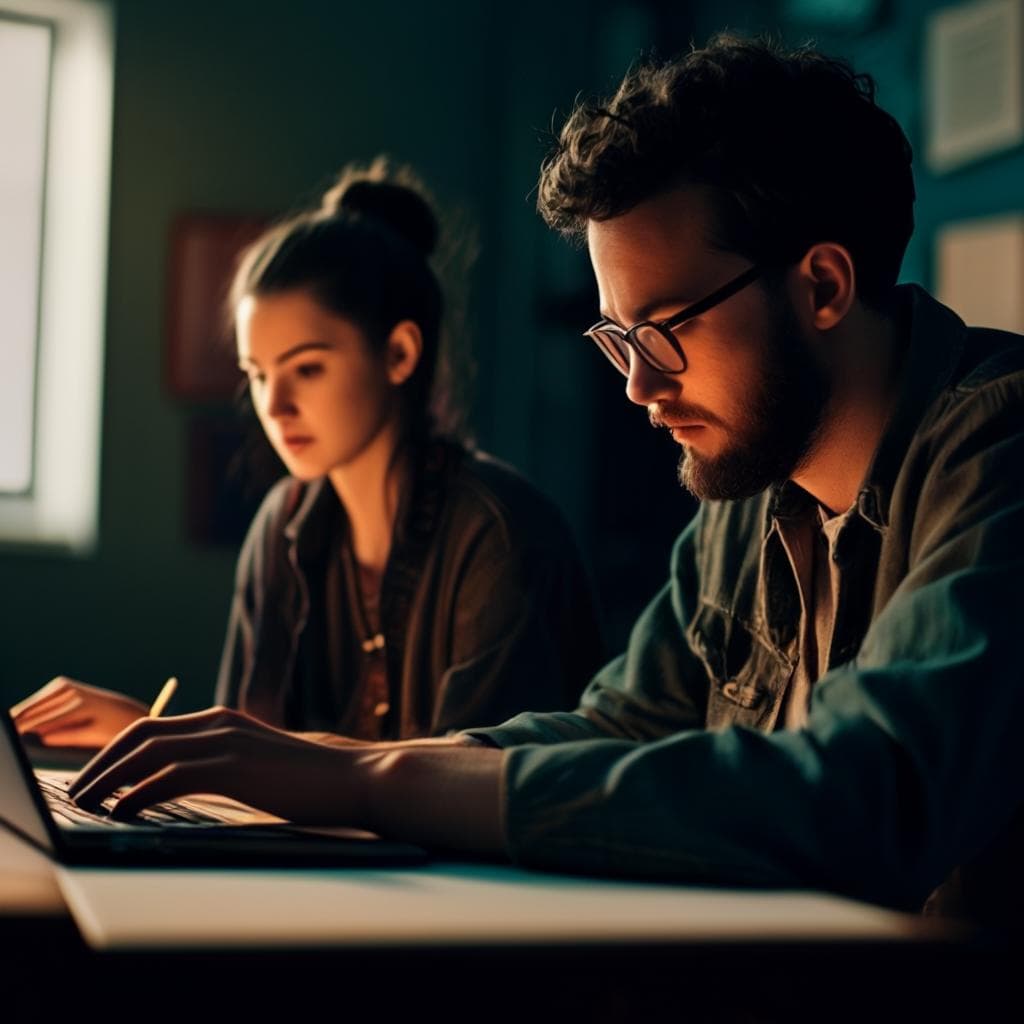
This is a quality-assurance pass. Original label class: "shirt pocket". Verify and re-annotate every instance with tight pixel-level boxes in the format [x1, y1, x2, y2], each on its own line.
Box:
[686, 600, 792, 732]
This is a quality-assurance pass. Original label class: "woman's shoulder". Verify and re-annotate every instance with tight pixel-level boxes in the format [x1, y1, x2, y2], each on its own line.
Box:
[247, 476, 305, 533]
[241, 475, 328, 553]
[441, 441, 575, 554]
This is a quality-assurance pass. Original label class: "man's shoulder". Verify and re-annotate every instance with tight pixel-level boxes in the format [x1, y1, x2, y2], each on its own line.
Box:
[906, 285, 1024, 409]
[921, 322, 1024, 443]
[876, 289, 1024, 511]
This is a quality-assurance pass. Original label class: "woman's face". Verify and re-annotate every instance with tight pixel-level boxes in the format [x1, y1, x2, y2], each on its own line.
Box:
[235, 289, 398, 480]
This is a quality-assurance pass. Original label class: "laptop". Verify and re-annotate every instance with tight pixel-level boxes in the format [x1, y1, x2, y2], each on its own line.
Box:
[0, 707, 428, 867]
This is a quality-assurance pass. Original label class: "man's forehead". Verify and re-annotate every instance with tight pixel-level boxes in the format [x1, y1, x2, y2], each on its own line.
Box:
[586, 187, 723, 319]
[589, 182, 716, 241]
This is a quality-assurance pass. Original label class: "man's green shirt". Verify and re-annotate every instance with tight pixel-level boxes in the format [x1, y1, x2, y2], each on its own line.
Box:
[470, 285, 1024, 923]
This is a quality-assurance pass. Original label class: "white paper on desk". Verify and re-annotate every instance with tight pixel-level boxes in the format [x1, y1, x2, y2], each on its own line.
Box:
[55, 862, 938, 951]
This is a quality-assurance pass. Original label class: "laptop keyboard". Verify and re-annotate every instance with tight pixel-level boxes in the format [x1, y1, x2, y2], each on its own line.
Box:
[36, 774, 227, 828]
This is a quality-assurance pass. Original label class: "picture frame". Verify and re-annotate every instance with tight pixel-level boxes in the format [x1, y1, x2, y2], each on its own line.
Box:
[926, 0, 1024, 174]
[164, 212, 268, 401]
[936, 213, 1024, 333]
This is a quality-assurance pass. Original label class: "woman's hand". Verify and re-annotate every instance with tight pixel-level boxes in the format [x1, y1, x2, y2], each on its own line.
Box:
[10, 677, 148, 749]
[67, 706, 370, 825]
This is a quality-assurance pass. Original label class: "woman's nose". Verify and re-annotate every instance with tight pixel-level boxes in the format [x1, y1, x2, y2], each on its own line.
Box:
[263, 377, 297, 419]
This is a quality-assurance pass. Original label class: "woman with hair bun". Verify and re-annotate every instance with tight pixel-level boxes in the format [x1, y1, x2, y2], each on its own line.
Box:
[14, 160, 603, 748]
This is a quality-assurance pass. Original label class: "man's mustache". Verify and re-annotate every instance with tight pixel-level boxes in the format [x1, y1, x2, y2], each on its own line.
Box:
[648, 401, 725, 430]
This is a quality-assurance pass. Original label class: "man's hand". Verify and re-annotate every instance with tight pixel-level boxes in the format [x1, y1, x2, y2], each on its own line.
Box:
[65, 706, 506, 856]
[11, 677, 148, 749]
[67, 707, 367, 824]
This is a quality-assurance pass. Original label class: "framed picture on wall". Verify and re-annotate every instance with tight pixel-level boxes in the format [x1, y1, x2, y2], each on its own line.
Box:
[926, 0, 1024, 173]
[936, 213, 1024, 333]
[165, 213, 268, 401]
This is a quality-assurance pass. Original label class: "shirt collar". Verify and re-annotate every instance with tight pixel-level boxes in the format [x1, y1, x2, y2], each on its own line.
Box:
[768, 284, 967, 535]
[280, 436, 463, 562]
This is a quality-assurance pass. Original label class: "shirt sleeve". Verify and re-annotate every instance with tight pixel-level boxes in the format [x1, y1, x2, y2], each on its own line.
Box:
[213, 522, 259, 710]
[213, 480, 291, 710]
[498, 378, 1024, 912]
[466, 508, 711, 747]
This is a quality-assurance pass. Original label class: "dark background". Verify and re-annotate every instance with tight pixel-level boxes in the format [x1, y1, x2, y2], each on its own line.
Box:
[2, 0, 1023, 712]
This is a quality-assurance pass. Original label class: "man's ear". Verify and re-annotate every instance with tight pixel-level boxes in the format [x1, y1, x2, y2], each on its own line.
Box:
[385, 320, 423, 385]
[792, 242, 856, 331]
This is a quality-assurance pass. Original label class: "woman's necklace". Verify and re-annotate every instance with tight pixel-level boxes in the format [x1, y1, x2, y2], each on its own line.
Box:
[346, 544, 385, 654]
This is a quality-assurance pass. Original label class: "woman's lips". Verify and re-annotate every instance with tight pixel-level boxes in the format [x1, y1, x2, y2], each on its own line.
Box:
[282, 436, 314, 453]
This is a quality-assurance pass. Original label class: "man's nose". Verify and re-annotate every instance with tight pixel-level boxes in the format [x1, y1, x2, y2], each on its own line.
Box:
[624, 351, 679, 407]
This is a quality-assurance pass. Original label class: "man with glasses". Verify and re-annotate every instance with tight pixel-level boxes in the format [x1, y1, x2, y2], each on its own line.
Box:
[69, 35, 1024, 928]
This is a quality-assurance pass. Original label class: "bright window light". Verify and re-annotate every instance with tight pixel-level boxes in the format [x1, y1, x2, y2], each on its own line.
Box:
[0, 0, 113, 552]
[0, 17, 49, 495]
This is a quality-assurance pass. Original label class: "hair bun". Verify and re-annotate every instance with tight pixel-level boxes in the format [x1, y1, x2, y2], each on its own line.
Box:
[320, 160, 439, 258]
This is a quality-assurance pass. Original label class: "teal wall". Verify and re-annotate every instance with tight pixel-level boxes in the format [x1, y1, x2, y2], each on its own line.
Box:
[686, 0, 1024, 290]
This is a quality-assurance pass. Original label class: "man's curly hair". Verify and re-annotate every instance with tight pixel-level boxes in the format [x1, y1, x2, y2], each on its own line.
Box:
[538, 34, 915, 305]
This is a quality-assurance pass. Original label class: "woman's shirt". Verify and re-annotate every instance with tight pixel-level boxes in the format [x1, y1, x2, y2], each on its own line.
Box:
[215, 438, 605, 739]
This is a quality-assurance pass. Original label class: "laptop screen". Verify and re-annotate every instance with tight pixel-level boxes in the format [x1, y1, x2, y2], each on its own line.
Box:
[0, 708, 57, 853]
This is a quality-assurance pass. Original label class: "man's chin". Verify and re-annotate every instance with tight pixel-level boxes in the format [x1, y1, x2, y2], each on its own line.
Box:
[677, 447, 786, 502]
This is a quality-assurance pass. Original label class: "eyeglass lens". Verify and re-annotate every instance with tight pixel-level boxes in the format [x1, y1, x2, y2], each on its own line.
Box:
[591, 324, 686, 377]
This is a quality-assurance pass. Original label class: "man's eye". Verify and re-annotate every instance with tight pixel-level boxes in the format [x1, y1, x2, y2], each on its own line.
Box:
[295, 363, 324, 379]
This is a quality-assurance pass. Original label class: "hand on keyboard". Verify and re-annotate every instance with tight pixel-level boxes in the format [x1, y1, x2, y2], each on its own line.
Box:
[66, 707, 367, 827]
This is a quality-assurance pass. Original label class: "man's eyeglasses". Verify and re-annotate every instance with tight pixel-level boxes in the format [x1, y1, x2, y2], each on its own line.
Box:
[584, 263, 767, 377]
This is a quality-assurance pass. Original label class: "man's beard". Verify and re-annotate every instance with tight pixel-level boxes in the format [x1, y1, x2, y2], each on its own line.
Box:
[669, 302, 830, 501]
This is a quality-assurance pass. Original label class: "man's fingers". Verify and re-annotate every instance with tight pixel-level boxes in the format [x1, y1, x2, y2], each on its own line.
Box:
[108, 755, 234, 821]
[68, 707, 240, 798]
[72, 727, 244, 809]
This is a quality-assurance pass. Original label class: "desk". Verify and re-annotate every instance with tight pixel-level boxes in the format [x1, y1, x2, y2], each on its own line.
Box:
[0, 822, 1005, 1023]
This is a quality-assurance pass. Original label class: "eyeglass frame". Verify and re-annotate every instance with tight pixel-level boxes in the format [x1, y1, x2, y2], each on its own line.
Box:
[583, 262, 770, 377]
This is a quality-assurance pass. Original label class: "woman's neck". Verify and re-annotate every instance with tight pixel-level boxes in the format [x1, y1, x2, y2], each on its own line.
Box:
[327, 423, 410, 575]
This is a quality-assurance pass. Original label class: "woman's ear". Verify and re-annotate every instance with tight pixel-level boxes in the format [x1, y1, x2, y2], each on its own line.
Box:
[385, 320, 423, 385]
[791, 242, 856, 331]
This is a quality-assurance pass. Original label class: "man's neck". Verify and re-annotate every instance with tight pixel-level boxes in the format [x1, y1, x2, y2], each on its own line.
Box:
[790, 300, 906, 515]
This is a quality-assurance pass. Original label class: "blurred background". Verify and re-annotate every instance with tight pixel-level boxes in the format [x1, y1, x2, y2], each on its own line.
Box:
[2, 0, 1023, 711]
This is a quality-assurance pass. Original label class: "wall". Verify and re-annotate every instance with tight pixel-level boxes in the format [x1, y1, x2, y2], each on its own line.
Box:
[686, 0, 1024, 290]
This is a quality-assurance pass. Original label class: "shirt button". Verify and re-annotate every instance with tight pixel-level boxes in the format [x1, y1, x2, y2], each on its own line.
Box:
[373, 701, 390, 717]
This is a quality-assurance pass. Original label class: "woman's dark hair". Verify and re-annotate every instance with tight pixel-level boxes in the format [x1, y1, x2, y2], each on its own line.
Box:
[538, 34, 915, 307]
[231, 157, 460, 441]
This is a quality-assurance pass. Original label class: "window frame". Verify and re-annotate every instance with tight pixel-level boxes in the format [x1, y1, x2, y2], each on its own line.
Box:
[0, 0, 114, 553]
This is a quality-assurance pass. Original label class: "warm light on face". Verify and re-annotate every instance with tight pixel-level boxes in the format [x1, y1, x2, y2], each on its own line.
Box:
[235, 290, 398, 480]
[587, 187, 829, 500]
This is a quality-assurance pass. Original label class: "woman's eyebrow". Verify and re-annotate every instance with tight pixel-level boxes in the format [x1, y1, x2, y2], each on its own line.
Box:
[239, 341, 335, 371]
[274, 340, 334, 364]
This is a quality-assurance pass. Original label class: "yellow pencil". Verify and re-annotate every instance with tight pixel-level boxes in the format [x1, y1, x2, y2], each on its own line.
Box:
[149, 676, 178, 718]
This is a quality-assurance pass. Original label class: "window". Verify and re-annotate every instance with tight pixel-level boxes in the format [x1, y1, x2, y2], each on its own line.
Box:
[0, 16, 49, 495]
[0, 0, 113, 551]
